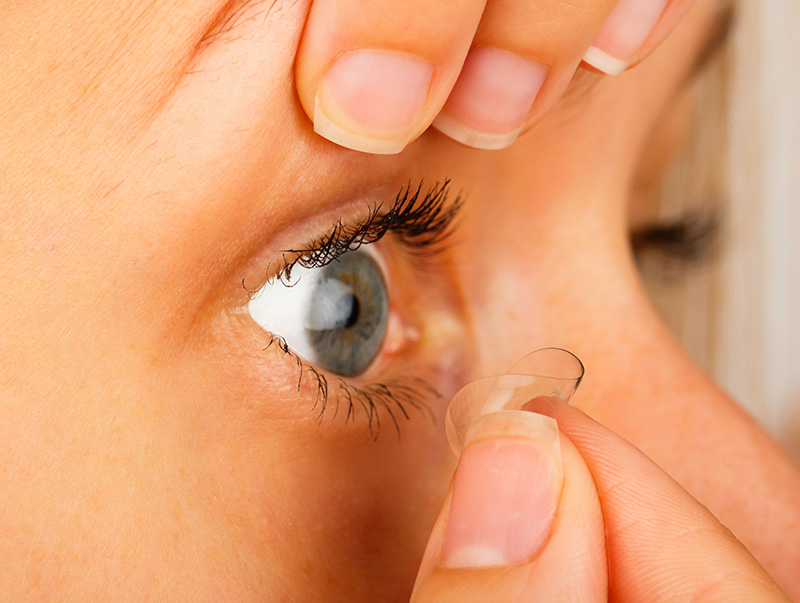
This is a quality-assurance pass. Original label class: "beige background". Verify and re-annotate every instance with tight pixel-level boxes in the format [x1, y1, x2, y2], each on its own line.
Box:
[649, 0, 800, 464]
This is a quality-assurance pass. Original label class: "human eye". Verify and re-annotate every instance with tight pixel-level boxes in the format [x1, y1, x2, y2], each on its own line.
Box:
[244, 181, 463, 437]
[631, 210, 720, 278]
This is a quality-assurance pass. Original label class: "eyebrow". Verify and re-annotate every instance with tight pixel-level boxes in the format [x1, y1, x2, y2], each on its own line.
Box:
[198, 0, 281, 49]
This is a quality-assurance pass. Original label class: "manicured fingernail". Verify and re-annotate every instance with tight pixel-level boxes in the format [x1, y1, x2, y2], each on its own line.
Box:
[441, 410, 563, 568]
[433, 48, 547, 150]
[583, 0, 669, 76]
[313, 51, 434, 155]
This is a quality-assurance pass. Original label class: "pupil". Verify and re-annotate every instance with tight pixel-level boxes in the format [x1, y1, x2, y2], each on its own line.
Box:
[344, 294, 360, 329]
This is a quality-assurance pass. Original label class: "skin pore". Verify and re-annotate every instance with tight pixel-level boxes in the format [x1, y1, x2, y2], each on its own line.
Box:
[1, 0, 798, 601]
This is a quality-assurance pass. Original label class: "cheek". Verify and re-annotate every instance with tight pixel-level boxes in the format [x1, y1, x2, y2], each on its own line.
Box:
[205, 421, 455, 601]
[156, 343, 456, 602]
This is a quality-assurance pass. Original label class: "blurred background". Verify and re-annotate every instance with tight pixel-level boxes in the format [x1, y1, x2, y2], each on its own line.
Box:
[641, 0, 800, 463]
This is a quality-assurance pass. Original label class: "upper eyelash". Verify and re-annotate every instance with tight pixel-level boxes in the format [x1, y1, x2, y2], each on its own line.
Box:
[631, 209, 721, 274]
[276, 179, 462, 284]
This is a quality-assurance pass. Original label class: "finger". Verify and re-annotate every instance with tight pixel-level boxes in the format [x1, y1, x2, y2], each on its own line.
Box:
[557, 404, 791, 602]
[295, 0, 486, 155]
[635, 0, 697, 61]
[411, 411, 608, 602]
[432, 0, 617, 150]
[582, 0, 696, 76]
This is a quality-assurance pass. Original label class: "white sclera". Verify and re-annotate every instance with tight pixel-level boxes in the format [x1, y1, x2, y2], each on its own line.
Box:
[445, 348, 585, 455]
[247, 265, 321, 364]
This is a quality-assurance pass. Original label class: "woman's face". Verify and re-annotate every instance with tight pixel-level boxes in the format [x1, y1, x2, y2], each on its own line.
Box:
[0, 1, 740, 600]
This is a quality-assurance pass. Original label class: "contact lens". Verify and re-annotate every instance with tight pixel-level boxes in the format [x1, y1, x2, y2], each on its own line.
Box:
[445, 348, 585, 455]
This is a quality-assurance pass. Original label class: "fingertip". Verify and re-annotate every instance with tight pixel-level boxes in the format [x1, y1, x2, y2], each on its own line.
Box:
[294, 0, 487, 154]
[431, 47, 548, 150]
[310, 51, 434, 154]
[582, 0, 669, 76]
[411, 410, 607, 602]
[581, 46, 629, 76]
[432, 112, 522, 151]
[439, 411, 563, 569]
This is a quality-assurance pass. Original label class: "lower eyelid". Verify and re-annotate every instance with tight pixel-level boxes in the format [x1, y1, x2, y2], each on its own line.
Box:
[256, 333, 442, 439]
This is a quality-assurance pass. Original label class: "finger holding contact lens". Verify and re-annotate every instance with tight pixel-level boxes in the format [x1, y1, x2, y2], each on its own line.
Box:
[445, 348, 585, 455]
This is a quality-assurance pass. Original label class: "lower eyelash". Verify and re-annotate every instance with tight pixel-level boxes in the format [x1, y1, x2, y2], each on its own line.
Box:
[337, 378, 441, 441]
[264, 334, 441, 441]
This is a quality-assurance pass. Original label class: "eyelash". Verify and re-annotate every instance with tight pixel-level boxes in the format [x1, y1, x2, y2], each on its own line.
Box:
[252, 180, 461, 440]
[274, 179, 462, 284]
[631, 209, 720, 277]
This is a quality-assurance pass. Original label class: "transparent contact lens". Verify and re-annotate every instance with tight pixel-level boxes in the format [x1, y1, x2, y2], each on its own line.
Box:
[445, 348, 585, 455]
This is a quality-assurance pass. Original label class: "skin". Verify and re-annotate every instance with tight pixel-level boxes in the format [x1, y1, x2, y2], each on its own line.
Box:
[294, 0, 695, 152]
[0, 0, 798, 601]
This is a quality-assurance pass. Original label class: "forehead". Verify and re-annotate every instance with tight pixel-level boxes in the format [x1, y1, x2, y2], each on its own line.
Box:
[0, 0, 726, 243]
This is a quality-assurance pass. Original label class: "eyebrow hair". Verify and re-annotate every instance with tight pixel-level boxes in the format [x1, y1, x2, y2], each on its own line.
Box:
[198, 0, 282, 49]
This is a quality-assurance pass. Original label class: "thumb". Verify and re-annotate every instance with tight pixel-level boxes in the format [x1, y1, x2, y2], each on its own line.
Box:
[410, 410, 608, 602]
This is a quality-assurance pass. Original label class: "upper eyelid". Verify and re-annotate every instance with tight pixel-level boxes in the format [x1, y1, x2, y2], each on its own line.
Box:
[240, 180, 461, 299]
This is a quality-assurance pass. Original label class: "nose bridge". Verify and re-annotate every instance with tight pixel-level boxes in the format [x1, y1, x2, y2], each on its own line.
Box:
[468, 257, 568, 378]
[458, 199, 632, 380]
[474, 264, 548, 376]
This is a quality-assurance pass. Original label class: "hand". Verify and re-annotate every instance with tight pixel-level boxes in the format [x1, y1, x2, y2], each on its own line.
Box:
[294, 0, 696, 154]
[410, 405, 790, 601]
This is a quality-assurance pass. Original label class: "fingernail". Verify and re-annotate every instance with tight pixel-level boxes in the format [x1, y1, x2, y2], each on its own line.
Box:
[313, 51, 434, 155]
[441, 410, 563, 568]
[582, 0, 669, 76]
[433, 48, 547, 150]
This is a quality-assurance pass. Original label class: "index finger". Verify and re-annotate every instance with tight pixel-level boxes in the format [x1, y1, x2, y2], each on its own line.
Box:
[556, 404, 790, 601]
[295, 0, 487, 154]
